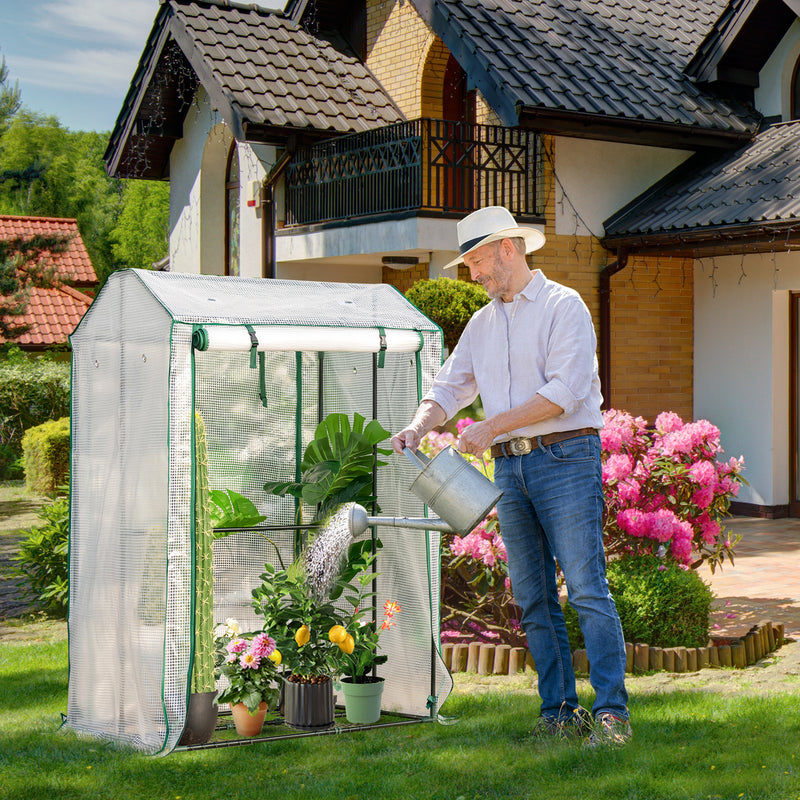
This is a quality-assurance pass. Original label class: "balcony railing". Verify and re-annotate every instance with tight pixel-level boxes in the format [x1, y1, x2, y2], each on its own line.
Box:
[284, 119, 543, 227]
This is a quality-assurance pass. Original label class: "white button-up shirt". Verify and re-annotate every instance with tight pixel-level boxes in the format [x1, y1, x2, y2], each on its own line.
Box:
[423, 270, 604, 443]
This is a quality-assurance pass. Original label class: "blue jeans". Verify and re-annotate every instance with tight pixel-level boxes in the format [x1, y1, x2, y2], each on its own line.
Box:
[493, 433, 628, 721]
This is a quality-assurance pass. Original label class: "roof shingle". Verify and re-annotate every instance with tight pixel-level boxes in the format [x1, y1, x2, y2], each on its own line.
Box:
[427, 0, 760, 136]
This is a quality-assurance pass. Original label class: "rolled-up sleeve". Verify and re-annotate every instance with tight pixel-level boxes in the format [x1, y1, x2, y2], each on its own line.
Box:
[536, 296, 598, 417]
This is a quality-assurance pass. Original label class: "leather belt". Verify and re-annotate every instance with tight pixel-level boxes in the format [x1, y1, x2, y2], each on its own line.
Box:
[490, 427, 599, 458]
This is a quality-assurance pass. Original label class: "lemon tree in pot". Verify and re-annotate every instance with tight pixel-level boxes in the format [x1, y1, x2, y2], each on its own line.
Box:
[330, 588, 401, 724]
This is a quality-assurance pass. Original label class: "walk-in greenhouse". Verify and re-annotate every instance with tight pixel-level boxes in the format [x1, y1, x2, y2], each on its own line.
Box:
[67, 269, 451, 753]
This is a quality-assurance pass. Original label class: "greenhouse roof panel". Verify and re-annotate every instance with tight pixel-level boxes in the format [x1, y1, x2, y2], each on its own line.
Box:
[130, 270, 439, 331]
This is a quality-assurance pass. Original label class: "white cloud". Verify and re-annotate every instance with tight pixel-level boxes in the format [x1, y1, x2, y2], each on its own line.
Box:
[35, 0, 158, 48]
[10, 48, 141, 96]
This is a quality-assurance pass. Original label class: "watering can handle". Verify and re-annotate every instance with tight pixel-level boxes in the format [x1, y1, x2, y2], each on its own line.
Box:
[403, 447, 430, 470]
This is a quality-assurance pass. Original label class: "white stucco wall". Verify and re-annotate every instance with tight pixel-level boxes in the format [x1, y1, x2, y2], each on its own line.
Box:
[694, 253, 799, 507]
[169, 89, 218, 274]
[168, 88, 280, 277]
[756, 18, 800, 119]
[554, 136, 690, 237]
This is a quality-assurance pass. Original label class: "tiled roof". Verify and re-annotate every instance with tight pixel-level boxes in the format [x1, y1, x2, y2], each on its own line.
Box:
[171, 0, 401, 133]
[106, 0, 403, 177]
[0, 285, 93, 347]
[425, 0, 760, 139]
[0, 216, 97, 285]
[0, 215, 98, 348]
[603, 121, 800, 238]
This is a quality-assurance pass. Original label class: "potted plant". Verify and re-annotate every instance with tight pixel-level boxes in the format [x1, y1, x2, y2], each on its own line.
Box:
[251, 557, 343, 730]
[330, 595, 401, 724]
[179, 413, 218, 746]
[214, 620, 282, 737]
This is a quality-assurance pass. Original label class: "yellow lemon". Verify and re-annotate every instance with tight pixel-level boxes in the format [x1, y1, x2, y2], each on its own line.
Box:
[328, 625, 347, 644]
[339, 633, 355, 654]
[268, 649, 282, 665]
[294, 624, 310, 647]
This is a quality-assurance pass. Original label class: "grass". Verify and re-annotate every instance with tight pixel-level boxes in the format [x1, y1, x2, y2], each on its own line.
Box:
[2, 628, 800, 800]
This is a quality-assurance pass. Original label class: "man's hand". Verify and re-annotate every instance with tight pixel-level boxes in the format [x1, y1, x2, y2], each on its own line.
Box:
[390, 427, 423, 454]
[391, 400, 447, 454]
[457, 418, 497, 458]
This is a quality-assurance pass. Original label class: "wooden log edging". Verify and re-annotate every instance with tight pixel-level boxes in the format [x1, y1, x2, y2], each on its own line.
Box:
[441, 621, 786, 676]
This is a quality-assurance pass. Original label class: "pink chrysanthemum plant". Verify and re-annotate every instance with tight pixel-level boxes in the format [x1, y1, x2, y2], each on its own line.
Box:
[214, 619, 282, 714]
[600, 409, 746, 571]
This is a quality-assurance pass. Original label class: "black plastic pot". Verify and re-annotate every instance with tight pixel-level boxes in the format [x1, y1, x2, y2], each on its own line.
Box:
[178, 691, 219, 745]
[282, 677, 334, 731]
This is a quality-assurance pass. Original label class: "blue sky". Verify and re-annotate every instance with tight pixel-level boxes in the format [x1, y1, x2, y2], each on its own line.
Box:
[0, 0, 285, 134]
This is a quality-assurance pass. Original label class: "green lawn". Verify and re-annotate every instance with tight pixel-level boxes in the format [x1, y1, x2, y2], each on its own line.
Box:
[2, 624, 800, 800]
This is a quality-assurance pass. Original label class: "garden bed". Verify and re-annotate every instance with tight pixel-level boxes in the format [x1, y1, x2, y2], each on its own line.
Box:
[443, 620, 787, 676]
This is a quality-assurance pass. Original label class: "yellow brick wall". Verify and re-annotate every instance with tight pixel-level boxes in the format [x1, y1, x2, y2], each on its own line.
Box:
[607, 254, 694, 421]
[382, 263, 429, 294]
[366, 0, 434, 118]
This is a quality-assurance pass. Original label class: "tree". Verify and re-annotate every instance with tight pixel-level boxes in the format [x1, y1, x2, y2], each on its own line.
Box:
[0, 112, 169, 282]
[0, 52, 20, 135]
[0, 232, 70, 341]
[110, 180, 169, 270]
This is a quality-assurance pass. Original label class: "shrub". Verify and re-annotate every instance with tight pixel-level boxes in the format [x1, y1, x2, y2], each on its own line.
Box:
[22, 417, 70, 494]
[564, 555, 714, 650]
[405, 277, 489, 353]
[0, 348, 70, 477]
[13, 493, 70, 616]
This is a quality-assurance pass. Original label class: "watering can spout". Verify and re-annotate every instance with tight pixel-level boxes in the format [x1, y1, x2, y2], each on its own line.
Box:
[346, 504, 455, 536]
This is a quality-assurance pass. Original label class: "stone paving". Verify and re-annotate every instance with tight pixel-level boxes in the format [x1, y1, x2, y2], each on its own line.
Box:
[699, 516, 800, 639]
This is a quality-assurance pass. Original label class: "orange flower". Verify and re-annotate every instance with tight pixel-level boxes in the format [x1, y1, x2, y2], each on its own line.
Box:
[383, 600, 401, 617]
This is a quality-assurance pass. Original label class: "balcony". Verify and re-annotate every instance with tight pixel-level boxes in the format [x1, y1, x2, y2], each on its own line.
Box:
[284, 118, 544, 228]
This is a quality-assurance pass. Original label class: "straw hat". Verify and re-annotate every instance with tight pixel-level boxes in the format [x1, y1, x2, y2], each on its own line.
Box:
[442, 206, 546, 270]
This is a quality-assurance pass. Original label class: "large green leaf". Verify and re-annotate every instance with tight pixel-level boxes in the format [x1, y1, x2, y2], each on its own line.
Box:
[270, 412, 391, 521]
[209, 489, 266, 532]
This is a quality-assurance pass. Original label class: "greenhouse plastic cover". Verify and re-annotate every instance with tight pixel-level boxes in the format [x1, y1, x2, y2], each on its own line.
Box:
[67, 270, 452, 754]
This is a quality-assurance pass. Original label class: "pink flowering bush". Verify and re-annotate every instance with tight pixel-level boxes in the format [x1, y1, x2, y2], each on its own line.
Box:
[601, 409, 745, 570]
[420, 422, 524, 646]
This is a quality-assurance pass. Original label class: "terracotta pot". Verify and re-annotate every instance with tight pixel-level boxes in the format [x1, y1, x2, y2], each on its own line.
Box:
[283, 677, 335, 731]
[231, 701, 268, 737]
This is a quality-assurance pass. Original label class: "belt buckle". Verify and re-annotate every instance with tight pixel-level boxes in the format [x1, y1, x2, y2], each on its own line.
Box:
[508, 437, 532, 456]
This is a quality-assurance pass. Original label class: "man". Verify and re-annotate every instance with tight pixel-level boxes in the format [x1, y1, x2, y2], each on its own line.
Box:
[391, 206, 630, 746]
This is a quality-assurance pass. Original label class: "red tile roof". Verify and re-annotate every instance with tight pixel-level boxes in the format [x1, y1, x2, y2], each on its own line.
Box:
[0, 215, 97, 285]
[0, 215, 98, 348]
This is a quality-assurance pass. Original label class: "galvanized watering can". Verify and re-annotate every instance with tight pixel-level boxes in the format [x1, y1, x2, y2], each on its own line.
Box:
[403, 446, 502, 535]
[347, 446, 502, 537]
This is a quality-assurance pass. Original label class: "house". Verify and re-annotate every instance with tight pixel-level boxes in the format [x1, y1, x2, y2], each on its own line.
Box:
[0, 215, 98, 351]
[106, 0, 800, 518]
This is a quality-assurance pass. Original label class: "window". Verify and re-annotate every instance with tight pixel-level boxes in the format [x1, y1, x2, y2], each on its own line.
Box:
[225, 144, 240, 277]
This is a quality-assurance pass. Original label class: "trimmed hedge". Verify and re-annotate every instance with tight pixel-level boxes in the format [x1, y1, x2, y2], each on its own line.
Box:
[0, 349, 70, 478]
[564, 555, 714, 649]
[405, 277, 489, 353]
[22, 417, 70, 495]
